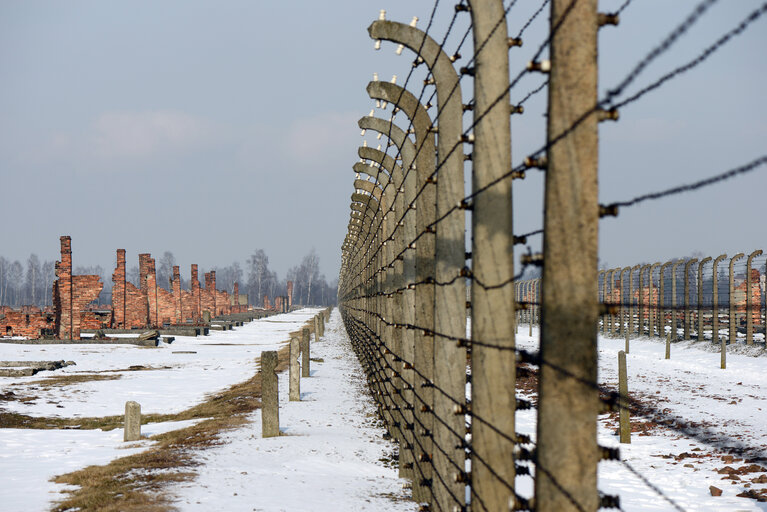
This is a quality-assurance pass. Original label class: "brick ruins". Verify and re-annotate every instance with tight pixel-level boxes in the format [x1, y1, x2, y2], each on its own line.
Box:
[0, 235, 265, 340]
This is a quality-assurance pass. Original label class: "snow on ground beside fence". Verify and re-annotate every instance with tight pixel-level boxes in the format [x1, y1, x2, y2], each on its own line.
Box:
[0, 308, 327, 511]
[167, 308, 413, 511]
[0, 309, 322, 418]
[515, 326, 767, 511]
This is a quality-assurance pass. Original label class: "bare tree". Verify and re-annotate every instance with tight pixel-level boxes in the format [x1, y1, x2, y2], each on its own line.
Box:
[157, 251, 176, 291]
[247, 249, 269, 306]
[25, 254, 41, 306]
[301, 249, 320, 305]
[9, 260, 23, 307]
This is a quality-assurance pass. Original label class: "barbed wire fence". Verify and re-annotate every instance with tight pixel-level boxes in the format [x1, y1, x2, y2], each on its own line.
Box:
[338, 1, 767, 511]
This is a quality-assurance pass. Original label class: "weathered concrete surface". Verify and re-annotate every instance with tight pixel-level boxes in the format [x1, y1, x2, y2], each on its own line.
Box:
[261, 351, 279, 437]
[301, 328, 310, 378]
[124, 401, 141, 441]
[289, 337, 300, 401]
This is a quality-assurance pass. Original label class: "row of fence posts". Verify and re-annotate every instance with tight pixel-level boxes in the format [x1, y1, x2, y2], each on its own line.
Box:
[517, 249, 766, 347]
[121, 309, 331, 442]
[338, 1, 617, 510]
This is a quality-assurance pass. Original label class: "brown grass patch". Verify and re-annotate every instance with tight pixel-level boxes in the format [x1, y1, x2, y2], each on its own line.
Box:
[47, 340, 295, 511]
[22, 373, 122, 389]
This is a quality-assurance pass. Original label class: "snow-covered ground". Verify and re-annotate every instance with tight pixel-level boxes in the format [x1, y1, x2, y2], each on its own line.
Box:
[0, 309, 321, 418]
[3, 307, 766, 511]
[515, 325, 767, 511]
[0, 308, 331, 511]
[167, 309, 413, 511]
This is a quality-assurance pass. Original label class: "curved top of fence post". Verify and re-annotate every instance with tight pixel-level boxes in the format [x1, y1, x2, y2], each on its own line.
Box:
[684, 258, 698, 272]
[729, 252, 745, 271]
[621, 266, 631, 278]
[368, 21, 462, 126]
[358, 116, 416, 175]
[713, 253, 728, 269]
[660, 260, 672, 278]
[747, 249, 763, 267]
[366, 81, 435, 175]
[698, 256, 712, 273]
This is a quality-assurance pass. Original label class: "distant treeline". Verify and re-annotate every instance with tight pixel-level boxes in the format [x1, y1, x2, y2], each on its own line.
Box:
[0, 249, 337, 309]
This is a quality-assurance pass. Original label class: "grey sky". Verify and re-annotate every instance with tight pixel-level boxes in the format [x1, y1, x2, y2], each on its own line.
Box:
[1, 1, 765, 282]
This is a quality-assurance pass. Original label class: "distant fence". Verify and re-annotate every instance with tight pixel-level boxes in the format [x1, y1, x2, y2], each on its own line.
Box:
[519, 250, 767, 345]
[338, 1, 767, 511]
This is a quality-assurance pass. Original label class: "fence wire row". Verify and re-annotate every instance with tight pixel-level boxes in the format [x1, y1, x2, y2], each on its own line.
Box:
[338, 1, 766, 511]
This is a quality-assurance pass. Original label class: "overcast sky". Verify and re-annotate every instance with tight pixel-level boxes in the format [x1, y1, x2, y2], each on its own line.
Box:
[1, 0, 765, 282]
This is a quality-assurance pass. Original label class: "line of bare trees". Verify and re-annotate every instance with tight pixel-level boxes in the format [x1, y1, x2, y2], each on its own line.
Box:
[0, 249, 337, 309]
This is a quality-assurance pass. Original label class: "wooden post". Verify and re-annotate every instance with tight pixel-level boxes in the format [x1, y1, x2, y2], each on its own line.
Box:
[665, 331, 671, 360]
[618, 351, 630, 444]
[261, 350, 279, 438]
[289, 336, 300, 401]
[468, 0, 516, 507]
[720, 336, 726, 369]
[301, 327, 310, 378]
[536, 0, 599, 509]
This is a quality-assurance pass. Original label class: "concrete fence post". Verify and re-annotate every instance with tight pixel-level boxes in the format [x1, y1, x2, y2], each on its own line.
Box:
[611, 269, 620, 337]
[536, 0, 600, 509]
[671, 260, 683, 340]
[599, 270, 606, 335]
[289, 336, 300, 401]
[124, 401, 141, 442]
[639, 265, 649, 336]
[649, 263, 660, 337]
[729, 253, 744, 345]
[620, 267, 630, 336]
[721, 335, 726, 369]
[367, 79, 437, 503]
[746, 250, 762, 345]
[683, 258, 698, 340]
[467, 0, 517, 506]
[618, 351, 630, 444]
[665, 332, 671, 360]
[659, 261, 671, 337]
[301, 327, 310, 378]
[629, 265, 639, 336]
[712, 254, 727, 345]
[697, 257, 712, 341]
[261, 350, 279, 438]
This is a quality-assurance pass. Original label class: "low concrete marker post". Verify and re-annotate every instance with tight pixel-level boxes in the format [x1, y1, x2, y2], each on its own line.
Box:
[289, 336, 300, 401]
[261, 351, 279, 438]
[665, 332, 671, 360]
[720, 336, 726, 370]
[124, 401, 141, 441]
[624, 327, 630, 354]
[202, 310, 211, 324]
[618, 351, 630, 444]
[301, 327, 310, 378]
